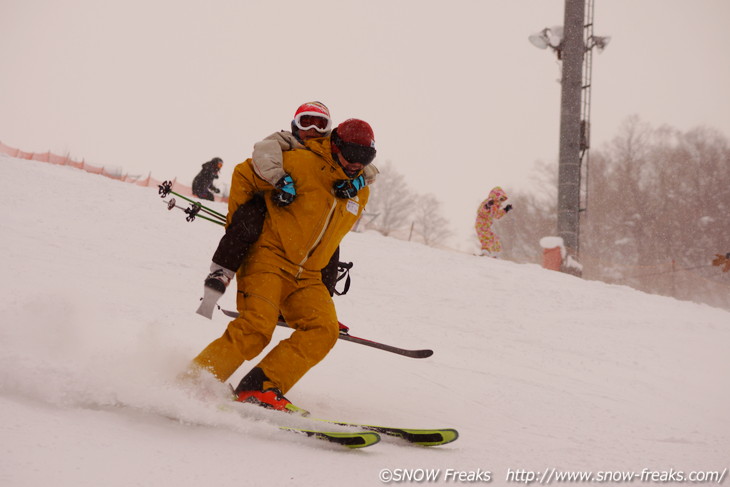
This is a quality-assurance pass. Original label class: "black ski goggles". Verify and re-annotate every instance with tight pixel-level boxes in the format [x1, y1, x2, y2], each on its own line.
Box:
[332, 131, 377, 166]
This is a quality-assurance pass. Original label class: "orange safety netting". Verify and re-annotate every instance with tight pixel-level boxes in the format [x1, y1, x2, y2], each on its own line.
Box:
[0, 140, 227, 203]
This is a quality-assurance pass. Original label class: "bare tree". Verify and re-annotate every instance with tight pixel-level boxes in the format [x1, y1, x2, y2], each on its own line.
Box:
[580, 116, 730, 308]
[365, 162, 414, 236]
[496, 116, 730, 310]
[412, 194, 452, 246]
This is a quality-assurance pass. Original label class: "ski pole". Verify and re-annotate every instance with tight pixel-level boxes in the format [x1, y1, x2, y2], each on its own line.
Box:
[158, 180, 227, 222]
[219, 308, 433, 358]
[163, 198, 225, 226]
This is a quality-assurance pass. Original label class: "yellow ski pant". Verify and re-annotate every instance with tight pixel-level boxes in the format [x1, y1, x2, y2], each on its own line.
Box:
[192, 261, 339, 394]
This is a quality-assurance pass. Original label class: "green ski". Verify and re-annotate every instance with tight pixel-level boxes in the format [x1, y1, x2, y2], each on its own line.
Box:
[309, 418, 459, 446]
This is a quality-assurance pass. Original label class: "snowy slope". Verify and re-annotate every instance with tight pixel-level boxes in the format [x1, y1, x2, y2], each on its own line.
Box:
[1, 155, 728, 487]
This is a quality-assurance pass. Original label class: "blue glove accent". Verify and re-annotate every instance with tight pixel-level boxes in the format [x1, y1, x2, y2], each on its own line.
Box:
[279, 175, 295, 195]
[272, 174, 296, 206]
[351, 175, 365, 191]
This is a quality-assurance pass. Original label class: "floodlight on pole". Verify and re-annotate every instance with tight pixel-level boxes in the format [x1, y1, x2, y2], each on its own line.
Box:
[528, 30, 550, 49]
[529, 26, 565, 58]
[588, 35, 611, 51]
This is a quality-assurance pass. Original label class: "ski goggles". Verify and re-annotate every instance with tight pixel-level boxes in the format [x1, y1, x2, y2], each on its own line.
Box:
[340, 142, 376, 166]
[333, 139, 376, 166]
[293, 114, 331, 134]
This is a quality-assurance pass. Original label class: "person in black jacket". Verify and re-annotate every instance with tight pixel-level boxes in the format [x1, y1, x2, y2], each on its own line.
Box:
[192, 157, 223, 201]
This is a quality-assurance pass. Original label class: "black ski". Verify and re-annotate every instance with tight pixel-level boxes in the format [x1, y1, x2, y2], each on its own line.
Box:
[337, 332, 433, 359]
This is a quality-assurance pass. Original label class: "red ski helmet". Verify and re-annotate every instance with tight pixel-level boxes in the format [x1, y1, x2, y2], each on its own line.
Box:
[331, 119, 376, 165]
[292, 101, 332, 134]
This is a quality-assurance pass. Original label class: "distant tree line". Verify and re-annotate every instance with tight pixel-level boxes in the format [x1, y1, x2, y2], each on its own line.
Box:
[496, 116, 730, 310]
[361, 162, 452, 247]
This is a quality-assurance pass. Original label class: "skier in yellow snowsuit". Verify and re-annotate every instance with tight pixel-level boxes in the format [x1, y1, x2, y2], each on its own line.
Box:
[190, 119, 376, 410]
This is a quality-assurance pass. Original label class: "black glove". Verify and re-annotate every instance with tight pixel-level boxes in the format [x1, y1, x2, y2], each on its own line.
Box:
[504, 204, 513, 212]
[333, 175, 366, 199]
[271, 175, 296, 206]
[211, 186, 221, 194]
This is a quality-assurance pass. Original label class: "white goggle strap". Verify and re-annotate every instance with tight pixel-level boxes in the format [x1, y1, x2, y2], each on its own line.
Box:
[293, 112, 332, 133]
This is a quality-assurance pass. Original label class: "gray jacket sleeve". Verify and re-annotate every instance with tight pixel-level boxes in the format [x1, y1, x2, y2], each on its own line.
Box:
[363, 164, 379, 185]
[251, 131, 303, 185]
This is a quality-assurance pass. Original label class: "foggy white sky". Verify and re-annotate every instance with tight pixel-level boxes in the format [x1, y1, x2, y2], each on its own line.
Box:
[2, 0, 729, 249]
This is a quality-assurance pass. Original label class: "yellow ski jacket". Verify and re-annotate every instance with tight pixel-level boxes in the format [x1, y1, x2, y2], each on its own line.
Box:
[227, 137, 369, 280]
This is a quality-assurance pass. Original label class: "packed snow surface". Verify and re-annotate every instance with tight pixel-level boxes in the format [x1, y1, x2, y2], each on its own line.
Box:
[1, 155, 728, 486]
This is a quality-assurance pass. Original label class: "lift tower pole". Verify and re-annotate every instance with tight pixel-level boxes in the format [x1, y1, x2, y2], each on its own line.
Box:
[556, 0, 585, 275]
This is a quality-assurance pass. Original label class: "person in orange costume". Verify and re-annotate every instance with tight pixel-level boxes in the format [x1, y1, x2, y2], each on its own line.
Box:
[188, 119, 377, 412]
[475, 186, 512, 257]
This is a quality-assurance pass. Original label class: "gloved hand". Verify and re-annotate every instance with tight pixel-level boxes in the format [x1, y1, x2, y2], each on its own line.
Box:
[333, 175, 366, 199]
[272, 174, 296, 206]
[211, 186, 221, 194]
[504, 204, 513, 212]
